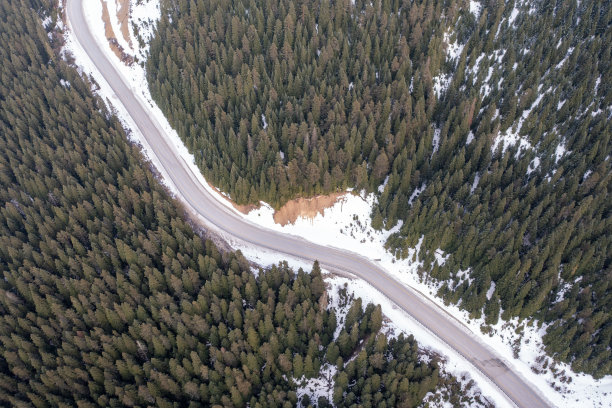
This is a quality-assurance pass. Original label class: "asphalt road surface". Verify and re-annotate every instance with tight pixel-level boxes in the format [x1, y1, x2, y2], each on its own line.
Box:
[66, 1, 551, 407]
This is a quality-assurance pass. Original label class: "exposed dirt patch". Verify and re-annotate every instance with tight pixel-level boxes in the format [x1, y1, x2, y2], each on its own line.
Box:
[273, 192, 345, 226]
[100, 0, 133, 64]
[116, 0, 133, 48]
[205, 181, 344, 225]
[100, 0, 122, 59]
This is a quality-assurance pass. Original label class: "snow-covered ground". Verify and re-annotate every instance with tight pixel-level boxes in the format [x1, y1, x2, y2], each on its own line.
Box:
[130, 0, 160, 61]
[469, 1, 482, 18]
[433, 73, 452, 99]
[295, 363, 336, 405]
[59, 1, 612, 407]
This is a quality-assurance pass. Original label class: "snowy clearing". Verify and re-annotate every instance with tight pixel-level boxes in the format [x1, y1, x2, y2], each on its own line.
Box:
[130, 0, 160, 61]
[295, 363, 336, 405]
[469, 1, 482, 18]
[433, 73, 452, 98]
[443, 30, 465, 62]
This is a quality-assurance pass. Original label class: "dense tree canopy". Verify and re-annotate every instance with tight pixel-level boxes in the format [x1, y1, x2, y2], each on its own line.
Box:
[395, 0, 612, 377]
[148, 0, 611, 377]
[148, 0, 451, 206]
[0, 1, 473, 406]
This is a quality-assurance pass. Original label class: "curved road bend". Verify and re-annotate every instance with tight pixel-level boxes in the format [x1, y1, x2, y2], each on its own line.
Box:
[66, 1, 551, 407]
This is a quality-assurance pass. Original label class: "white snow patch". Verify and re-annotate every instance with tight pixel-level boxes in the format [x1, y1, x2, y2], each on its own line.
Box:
[443, 31, 465, 62]
[495, 49, 506, 64]
[348, 81, 354, 90]
[233, 242, 315, 274]
[434, 248, 449, 266]
[454, 268, 474, 288]
[555, 277, 581, 305]
[492, 88, 551, 158]
[409, 183, 426, 205]
[555, 143, 568, 163]
[527, 157, 540, 175]
[466, 131, 475, 145]
[494, 17, 504, 39]
[475, 49, 505, 97]
[261, 113, 268, 129]
[470, 173, 480, 193]
[469, 53, 486, 77]
[60, 78, 71, 88]
[480, 83, 491, 98]
[509, 7, 519, 24]
[594, 76, 601, 94]
[295, 363, 336, 405]
[555, 47, 574, 70]
[377, 175, 389, 193]
[591, 107, 605, 117]
[326, 278, 354, 340]
[492, 108, 500, 120]
[469, 1, 482, 18]
[433, 74, 451, 98]
[432, 127, 441, 153]
[486, 281, 496, 300]
[130, 0, 161, 61]
[582, 169, 592, 182]
[492, 130, 532, 157]
[42, 16, 53, 29]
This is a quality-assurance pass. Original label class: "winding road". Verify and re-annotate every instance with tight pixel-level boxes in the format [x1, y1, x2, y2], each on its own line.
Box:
[66, 1, 551, 407]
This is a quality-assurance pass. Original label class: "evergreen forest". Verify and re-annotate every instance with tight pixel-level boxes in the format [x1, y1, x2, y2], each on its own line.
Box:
[0, 1, 478, 406]
[148, 0, 611, 377]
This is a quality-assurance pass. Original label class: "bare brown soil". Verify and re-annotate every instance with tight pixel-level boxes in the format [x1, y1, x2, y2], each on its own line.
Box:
[206, 180, 344, 226]
[273, 192, 345, 226]
[116, 0, 133, 48]
[100, 0, 133, 64]
[100, 0, 121, 59]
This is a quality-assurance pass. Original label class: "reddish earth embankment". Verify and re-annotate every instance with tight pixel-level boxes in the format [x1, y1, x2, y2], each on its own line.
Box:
[272, 192, 345, 226]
